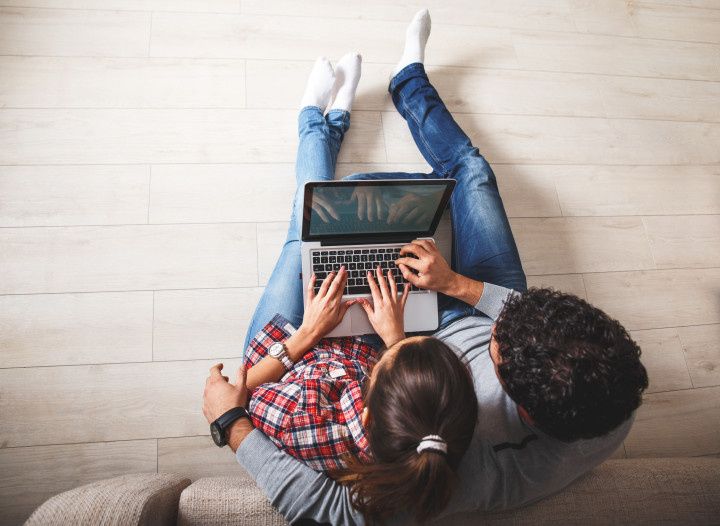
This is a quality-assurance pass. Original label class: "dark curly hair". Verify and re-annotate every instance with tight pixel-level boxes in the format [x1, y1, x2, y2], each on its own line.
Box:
[494, 288, 648, 442]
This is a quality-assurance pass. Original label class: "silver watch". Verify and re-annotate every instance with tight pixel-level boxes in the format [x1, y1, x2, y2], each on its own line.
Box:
[268, 342, 294, 371]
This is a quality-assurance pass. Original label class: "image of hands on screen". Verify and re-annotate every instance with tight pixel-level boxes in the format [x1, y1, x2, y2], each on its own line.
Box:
[309, 183, 445, 236]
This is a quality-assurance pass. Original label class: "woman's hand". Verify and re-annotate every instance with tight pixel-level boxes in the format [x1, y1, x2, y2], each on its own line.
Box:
[311, 194, 340, 223]
[350, 187, 387, 222]
[359, 266, 410, 348]
[301, 266, 355, 342]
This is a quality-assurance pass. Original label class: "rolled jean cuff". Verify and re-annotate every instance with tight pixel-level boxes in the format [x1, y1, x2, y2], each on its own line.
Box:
[389, 62, 428, 93]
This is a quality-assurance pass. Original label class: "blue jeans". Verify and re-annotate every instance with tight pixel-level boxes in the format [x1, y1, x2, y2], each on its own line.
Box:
[243, 64, 526, 350]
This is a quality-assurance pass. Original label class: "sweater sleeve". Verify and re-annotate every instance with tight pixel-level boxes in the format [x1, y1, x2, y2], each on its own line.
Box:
[474, 283, 518, 321]
[236, 429, 365, 526]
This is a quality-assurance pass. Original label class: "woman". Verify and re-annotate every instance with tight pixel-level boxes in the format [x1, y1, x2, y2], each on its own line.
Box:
[243, 265, 477, 522]
[239, 24, 478, 521]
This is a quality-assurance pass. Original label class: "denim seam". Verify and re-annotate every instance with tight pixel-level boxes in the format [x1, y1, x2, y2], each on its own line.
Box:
[398, 96, 448, 176]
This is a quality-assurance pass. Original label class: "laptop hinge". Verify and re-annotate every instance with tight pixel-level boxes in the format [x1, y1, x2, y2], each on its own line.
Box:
[319, 235, 415, 247]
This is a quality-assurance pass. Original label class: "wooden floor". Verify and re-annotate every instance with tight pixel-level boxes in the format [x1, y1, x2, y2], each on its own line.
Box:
[1, 1, 719, 523]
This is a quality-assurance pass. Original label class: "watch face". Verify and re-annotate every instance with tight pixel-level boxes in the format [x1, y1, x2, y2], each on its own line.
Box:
[268, 342, 284, 358]
[210, 423, 225, 446]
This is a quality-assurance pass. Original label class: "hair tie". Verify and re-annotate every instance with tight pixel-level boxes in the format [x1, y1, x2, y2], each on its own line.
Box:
[416, 435, 447, 455]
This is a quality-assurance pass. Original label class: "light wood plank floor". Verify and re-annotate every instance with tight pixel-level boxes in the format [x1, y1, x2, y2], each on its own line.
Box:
[1, 1, 719, 524]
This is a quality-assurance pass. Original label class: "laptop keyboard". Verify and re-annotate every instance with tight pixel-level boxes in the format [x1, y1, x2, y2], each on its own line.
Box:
[311, 246, 421, 295]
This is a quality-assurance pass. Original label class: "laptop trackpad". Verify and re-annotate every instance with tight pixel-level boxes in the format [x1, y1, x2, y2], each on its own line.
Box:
[349, 303, 373, 335]
[326, 307, 353, 337]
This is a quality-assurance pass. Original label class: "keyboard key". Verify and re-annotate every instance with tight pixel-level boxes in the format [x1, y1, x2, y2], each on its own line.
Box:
[370, 249, 377, 253]
[378, 248, 386, 253]
[349, 286, 369, 295]
[320, 251, 328, 256]
[329, 251, 337, 255]
[333, 264, 341, 271]
[329, 256, 336, 263]
[353, 255, 360, 262]
[321, 257, 328, 263]
[361, 249, 369, 254]
[337, 250, 345, 255]
[313, 257, 320, 264]
[349, 263, 357, 270]
[361, 255, 368, 262]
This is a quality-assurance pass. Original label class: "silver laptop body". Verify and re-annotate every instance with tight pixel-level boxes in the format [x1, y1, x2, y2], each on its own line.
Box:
[300, 179, 455, 337]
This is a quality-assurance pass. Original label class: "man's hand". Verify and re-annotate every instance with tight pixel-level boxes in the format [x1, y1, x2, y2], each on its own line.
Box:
[396, 239, 485, 306]
[203, 363, 249, 423]
[395, 239, 457, 294]
[203, 364, 253, 452]
[301, 266, 356, 342]
[358, 266, 409, 348]
[387, 193, 434, 225]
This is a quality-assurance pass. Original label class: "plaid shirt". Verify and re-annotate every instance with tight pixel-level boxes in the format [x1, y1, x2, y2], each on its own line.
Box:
[245, 314, 378, 472]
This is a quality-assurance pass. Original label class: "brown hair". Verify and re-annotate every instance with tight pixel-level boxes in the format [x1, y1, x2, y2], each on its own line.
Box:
[333, 336, 478, 523]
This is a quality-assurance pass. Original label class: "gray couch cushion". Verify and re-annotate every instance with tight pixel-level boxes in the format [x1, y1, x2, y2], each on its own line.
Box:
[24, 473, 190, 526]
[178, 458, 720, 526]
[445, 458, 720, 525]
[178, 477, 285, 526]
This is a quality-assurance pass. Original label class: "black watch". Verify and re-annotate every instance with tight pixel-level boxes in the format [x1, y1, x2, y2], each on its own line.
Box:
[210, 406, 250, 447]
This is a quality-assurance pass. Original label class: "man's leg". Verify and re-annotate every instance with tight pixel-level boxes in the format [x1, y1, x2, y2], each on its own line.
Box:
[390, 63, 526, 294]
[243, 107, 350, 350]
[388, 15, 526, 329]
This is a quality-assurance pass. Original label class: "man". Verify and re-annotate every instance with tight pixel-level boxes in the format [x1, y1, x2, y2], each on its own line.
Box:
[203, 9, 648, 525]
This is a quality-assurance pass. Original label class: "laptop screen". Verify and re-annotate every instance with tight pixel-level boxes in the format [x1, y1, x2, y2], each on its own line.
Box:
[302, 179, 455, 242]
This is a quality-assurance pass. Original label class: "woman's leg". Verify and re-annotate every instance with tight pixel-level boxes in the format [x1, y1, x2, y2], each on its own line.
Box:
[243, 108, 351, 350]
[243, 55, 361, 351]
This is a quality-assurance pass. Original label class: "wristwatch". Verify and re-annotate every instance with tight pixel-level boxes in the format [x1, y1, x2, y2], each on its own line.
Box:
[268, 341, 294, 371]
[210, 406, 250, 447]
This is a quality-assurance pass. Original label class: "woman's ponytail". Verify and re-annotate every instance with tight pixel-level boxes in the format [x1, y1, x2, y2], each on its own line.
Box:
[333, 337, 478, 523]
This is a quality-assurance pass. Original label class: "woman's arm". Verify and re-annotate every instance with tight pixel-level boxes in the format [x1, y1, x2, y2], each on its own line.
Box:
[358, 266, 410, 348]
[245, 327, 317, 391]
[246, 266, 356, 390]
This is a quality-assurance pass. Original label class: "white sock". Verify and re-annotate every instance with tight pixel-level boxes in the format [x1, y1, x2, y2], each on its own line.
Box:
[300, 57, 335, 110]
[329, 52, 362, 112]
[393, 8, 431, 76]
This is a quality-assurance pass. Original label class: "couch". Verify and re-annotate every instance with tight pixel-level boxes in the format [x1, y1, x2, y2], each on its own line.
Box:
[25, 457, 720, 525]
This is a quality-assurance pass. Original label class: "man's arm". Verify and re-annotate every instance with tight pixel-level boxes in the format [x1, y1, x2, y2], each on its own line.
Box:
[203, 346, 365, 526]
[396, 239, 515, 321]
[234, 428, 365, 525]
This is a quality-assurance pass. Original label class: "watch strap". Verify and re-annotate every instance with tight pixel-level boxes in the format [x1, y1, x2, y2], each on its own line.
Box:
[214, 406, 250, 431]
[278, 353, 294, 371]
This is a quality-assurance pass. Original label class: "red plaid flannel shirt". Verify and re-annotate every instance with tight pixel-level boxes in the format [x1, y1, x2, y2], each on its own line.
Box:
[245, 314, 378, 472]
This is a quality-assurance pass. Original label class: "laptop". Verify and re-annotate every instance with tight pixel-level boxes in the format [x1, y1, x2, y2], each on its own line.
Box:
[300, 179, 456, 337]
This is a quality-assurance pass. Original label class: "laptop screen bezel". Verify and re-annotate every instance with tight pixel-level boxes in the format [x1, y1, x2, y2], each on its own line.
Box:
[301, 179, 456, 242]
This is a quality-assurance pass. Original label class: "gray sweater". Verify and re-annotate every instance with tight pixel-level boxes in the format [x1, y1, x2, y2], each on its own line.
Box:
[236, 283, 631, 525]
